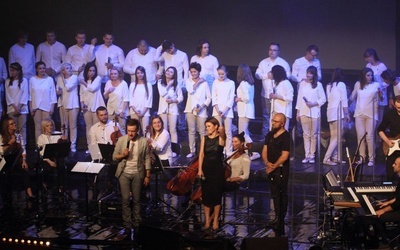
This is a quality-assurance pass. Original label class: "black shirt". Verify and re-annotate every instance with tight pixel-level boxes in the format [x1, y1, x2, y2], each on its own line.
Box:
[264, 130, 290, 166]
[377, 109, 400, 138]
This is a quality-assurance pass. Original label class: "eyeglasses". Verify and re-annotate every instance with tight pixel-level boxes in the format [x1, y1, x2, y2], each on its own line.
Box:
[269, 49, 280, 52]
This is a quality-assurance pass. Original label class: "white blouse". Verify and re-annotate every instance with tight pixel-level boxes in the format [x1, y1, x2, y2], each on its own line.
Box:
[37, 134, 61, 156]
[227, 153, 250, 181]
[79, 76, 105, 112]
[56, 74, 79, 109]
[236, 81, 255, 119]
[272, 79, 294, 118]
[296, 81, 326, 118]
[212, 78, 236, 118]
[29, 76, 57, 112]
[5, 78, 29, 114]
[184, 78, 211, 118]
[157, 80, 183, 115]
[350, 81, 380, 120]
[326, 81, 348, 122]
[147, 129, 172, 161]
[104, 80, 129, 116]
[129, 82, 153, 117]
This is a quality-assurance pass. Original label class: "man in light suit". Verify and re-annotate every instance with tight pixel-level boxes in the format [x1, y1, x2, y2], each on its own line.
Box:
[113, 118, 151, 235]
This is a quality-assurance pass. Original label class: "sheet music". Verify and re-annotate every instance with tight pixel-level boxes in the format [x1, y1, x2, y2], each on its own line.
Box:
[71, 161, 105, 174]
[88, 144, 102, 160]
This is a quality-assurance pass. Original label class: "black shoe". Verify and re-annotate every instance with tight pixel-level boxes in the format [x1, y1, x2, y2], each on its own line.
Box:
[123, 227, 132, 236]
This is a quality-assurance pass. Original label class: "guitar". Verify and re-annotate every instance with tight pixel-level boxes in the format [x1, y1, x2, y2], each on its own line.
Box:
[382, 135, 400, 156]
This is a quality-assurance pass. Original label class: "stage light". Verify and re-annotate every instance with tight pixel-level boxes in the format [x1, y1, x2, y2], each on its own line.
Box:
[14, 239, 19, 243]
[21, 239, 25, 243]
[46, 241, 50, 246]
[2, 237, 6, 242]
[8, 238, 12, 243]
[40, 241, 44, 245]
[33, 240, 37, 244]
[27, 239, 31, 244]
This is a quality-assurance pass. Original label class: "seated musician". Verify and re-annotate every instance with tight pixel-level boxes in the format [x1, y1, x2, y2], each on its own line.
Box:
[0, 117, 33, 203]
[378, 95, 400, 181]
[147, 115, 172, 167]
[37, 118, 66, 189]
[88, 106, 123, 199]
[374, 156, 400, 246]
[225, 132, 250, 192]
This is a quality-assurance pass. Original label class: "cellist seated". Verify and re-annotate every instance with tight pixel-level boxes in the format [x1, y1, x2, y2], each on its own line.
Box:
[224, 133, 251, 192]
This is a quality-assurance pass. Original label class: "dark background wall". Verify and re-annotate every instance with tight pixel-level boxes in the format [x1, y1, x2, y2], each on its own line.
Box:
[0, 0, 397, 72]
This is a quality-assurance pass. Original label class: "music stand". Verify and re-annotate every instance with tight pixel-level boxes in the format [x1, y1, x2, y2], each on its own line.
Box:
[71, 161, 105, 221]
[88, 143, 115, 163]
[149, 153, 179, 214]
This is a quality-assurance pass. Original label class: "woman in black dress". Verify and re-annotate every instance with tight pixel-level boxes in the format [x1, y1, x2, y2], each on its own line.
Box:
[198, 117, 226, 230]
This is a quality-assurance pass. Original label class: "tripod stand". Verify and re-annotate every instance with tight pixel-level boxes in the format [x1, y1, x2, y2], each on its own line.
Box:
[147, 154, 180, 215]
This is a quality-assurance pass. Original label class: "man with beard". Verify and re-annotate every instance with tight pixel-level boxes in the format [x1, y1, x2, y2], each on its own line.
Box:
[261, 113, 290, 235]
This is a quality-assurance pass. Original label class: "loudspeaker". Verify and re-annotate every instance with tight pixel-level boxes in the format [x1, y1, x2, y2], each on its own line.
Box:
[241, 237, 289, 250]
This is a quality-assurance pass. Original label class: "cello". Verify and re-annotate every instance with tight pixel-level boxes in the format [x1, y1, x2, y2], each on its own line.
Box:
[166, 156, 199, 196]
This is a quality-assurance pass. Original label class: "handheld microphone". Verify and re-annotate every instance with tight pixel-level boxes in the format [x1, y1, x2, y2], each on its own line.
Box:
[107, 57, 111, 64]
[126, 139, 131, 149]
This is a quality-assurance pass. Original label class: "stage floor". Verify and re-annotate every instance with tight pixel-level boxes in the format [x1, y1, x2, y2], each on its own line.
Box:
[0, 129, 395, 249]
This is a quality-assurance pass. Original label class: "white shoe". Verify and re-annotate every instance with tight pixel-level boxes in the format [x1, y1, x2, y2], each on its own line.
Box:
[302, 158, 309, 164]
[323, 159, 337, 166]
[85, 150, 90, 154]
[309, 158, 315, 164]
[250, 152, 260, 161]
[186, 153, 195, 158]
[71, 146, 76, 153]
[332, 158, 346, 164]
[367, 161, 374, 167]
[172, 152, 177, 158]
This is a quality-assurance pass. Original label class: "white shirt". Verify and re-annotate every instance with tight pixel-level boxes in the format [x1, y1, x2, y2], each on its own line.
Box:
[156, 47, 189, 86]
[147, 129, 172, 161]
[123, 47, 161, 85]
[272, 79, 294, 118]
[350, 81, 380, 120]
[0, 57, 7, 81]
[36, 41, 67, 74]
[89, 120, 116, 145]
[296, 81, 326, 118]
[236, 81, 255, 119]
[65, 44, 95, 74]
[184, 78, 211, 118]
[326, 81, 348, 122]
[227, 153, 250, 181]
[255, 56, 291, 98]
[393, 78, 400, 97]
[212, 78, 236, 118]
[125, 140, 139, 174]
[9, 43, 36, 79]
[157, 80, 183, 115]
[37, 134, 61, 156]
[190, 54, 219, 82]
[366, 62, 388, 106]
[79, 76, 105, 112]
[292, 57, 322, 83]
[29, 76, 57, 112]
[56, 75, 79, 109]
[94, 44, 125, 81]
[5, 78, 29, 114]
[104, 80, 129, 116]
[129, 82, 153, 117]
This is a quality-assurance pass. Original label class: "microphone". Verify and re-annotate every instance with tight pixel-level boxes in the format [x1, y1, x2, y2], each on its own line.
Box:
[303, 96, 308, 102]
[107, 57, 111, 64]
[126, 139, 131, 149]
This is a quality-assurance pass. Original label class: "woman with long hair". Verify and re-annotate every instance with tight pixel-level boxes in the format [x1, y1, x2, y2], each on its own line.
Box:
[323, 68, 350, 165]
[0, 117, 33, 203]
[269, 65, 294, 130]
[104, 66, 129, 134]
[147, 115, 172, 165]
[184, 62, 211, 158]
[235, 64, 255, 144]
[56, 62, 79, 152]
[157, 66, 183, 145]
[198, 117, 226, 231]
[212, 65, 235, 155]
[350, 67, 381, 167]
[295, 66, 326, 164]
[225, 132, 250, 192]
[129, 66, 153, 135]
[29, 61, 57, 142]
[5, 62, 29, 148]
[79, 62, 105, 150]
[364, 48, 388, 123]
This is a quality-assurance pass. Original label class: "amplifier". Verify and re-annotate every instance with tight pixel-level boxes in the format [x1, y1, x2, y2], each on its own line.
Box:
[98, 192, 124, 216]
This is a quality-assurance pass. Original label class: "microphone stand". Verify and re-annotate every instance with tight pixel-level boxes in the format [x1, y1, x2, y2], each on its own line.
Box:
[348, 132, 367, 182]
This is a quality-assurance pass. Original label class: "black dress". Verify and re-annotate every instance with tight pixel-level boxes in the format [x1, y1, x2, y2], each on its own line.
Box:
[201, 135, 224, 206]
